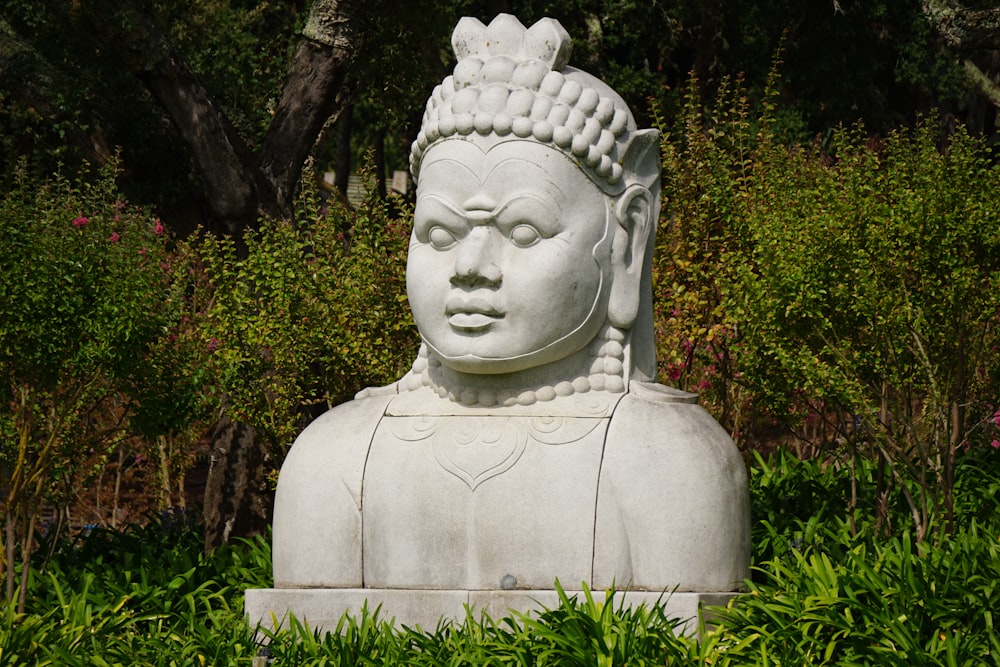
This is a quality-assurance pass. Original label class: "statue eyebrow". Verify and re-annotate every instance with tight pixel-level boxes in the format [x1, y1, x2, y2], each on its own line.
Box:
[482, 155, 555, 184]
[423, 156, 482, 180]
[413, 195, 469, 234]
[416, 192, 559, 236]
[492, 194, 559, 235]
[482, 158, 567, 201]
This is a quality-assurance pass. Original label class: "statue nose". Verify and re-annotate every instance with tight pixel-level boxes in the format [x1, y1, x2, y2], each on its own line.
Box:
[452, 226, 502, 286]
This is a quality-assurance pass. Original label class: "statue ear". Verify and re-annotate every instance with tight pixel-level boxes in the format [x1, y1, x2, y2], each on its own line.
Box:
[608, 184, 653, 329]
[621, 128, 660, 191]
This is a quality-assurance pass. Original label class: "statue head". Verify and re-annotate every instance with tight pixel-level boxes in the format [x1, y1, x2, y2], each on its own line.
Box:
[403, 14, 660, 403]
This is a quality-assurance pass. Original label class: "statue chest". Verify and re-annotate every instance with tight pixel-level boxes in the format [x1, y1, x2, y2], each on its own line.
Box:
[361, 414, 610, 590]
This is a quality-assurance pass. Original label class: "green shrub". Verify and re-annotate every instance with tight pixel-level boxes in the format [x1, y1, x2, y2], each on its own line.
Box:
[198, 169, 417, 462]
[656, 78, 1000, 541]
[0, 160, 197, 607]
[706, 452, 1000, 665]
[730, 120, 1000, 542]
[3, 512, 264, 665]
[709, 523, 1000, 665]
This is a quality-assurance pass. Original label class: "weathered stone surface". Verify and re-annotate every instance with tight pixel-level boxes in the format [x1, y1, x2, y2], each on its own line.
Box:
[252, 12, 750, 635]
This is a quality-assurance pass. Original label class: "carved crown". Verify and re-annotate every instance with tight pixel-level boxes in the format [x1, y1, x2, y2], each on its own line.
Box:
[410, 14, 639, 192]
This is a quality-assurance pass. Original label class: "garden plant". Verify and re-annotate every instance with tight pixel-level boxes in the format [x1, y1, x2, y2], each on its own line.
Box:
[0, 160, 195, 611]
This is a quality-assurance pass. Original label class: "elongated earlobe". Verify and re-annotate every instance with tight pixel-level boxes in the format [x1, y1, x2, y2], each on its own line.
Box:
[608, 185, 652, 329]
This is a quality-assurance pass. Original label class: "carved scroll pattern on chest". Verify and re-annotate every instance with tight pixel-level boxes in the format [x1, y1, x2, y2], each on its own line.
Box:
[387, 416, 604, 490]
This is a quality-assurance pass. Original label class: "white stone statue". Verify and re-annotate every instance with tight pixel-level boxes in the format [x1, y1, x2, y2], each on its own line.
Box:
[249, 14, 749, 631]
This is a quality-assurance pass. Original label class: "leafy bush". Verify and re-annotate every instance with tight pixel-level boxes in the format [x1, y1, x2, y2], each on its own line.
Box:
[0, 160, 199, 607]
[198, 171, 417, 459]
[2, 511, 266, 665]
[726, 451, 1000, 664]
[656, 79, 1000, 541]
[705, 528, 1000, 665]
[654, 80, 758, 443]
[731, 120, 1000, 541]
[262, 583, 694, 666]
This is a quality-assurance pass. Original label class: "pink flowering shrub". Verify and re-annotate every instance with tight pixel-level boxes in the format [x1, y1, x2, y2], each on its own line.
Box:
[654, 84, 781, 451]
[0, 160, 194, 605]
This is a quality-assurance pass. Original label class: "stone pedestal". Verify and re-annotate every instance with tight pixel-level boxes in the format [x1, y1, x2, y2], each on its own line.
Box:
[245, 587, 737, 636]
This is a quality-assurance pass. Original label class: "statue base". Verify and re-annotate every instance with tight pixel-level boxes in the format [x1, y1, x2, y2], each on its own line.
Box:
[245, 588, 738, 637]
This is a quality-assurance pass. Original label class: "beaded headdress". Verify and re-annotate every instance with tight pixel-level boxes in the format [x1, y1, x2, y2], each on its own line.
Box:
[410, 14, 654, 195]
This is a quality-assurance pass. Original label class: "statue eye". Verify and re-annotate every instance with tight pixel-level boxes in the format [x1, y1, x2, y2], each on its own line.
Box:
[428, 226, 457, 249]
[510, 224, 541, 247]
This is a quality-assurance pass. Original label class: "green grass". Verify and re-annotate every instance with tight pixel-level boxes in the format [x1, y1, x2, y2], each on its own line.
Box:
[5, 449, 1000, 665]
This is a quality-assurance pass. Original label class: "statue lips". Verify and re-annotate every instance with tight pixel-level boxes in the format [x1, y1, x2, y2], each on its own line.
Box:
[445, 295, 505, 332]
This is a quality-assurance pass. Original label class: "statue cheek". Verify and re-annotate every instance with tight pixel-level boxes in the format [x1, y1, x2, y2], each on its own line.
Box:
[406, 252, 444, 313]
[407, 245, 446, 276]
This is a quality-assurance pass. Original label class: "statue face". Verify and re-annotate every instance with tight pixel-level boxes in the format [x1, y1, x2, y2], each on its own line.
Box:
[408, 136, 612, 374]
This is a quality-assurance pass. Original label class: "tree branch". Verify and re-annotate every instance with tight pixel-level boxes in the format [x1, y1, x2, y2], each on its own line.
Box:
[963, 58, 1000, 108]
[922, 0, 1000, 52]
[79, 0, 263, 234]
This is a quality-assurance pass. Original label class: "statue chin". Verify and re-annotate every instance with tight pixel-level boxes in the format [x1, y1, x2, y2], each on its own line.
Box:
[422, 304, 608, 377]
[427, 344, 572, 376]
[430, 349, 542, 375]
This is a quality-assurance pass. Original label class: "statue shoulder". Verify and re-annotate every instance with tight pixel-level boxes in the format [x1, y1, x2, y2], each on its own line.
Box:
[597, 380, 751, 590]
[278, 391, 395, 484]
[273, 390, 395, 587]
[625, 381, 699, 405]
[610, 380, 734, 449]
[354, 381, 400, 400]
[293, 388, 396, 448]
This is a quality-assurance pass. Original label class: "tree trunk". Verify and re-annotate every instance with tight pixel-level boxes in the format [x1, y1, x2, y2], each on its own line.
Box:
[692, 0, 719, 97]
[923, 1, 1000, 115]
[259, 38, 355, 217]
[4, 510, 14, 604]
[81, 0, 363, 234]
[202, 411, 272, 552]
[16, 510, 35, 613]
[923, 0, 1000, 52]
[79, 0, 264, 238]
[135, 54, 263, 236]
[334, 103, 354, 195]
